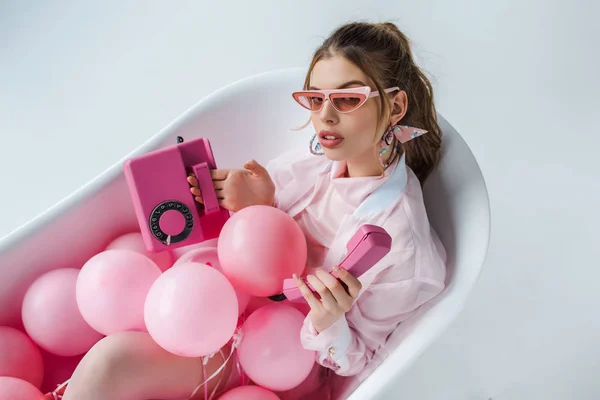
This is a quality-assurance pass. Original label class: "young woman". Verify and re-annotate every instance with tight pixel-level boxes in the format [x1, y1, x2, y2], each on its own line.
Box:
[59, 20, 446, 400]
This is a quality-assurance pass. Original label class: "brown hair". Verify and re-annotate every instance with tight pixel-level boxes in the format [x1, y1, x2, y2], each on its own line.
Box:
[303, 21, 442, 183]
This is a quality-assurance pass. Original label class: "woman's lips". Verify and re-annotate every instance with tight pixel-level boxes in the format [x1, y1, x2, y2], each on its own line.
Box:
[319, 130, 344, 149]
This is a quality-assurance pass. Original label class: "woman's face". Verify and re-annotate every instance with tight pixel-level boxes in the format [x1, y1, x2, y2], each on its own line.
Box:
[308, 55, 386, 169]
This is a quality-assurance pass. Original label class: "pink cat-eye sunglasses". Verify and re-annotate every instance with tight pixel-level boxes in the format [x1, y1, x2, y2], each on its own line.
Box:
[292, 86, 400, 113]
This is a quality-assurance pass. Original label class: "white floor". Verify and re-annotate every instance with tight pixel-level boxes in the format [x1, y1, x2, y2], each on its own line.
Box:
[1, 1, 599, 399]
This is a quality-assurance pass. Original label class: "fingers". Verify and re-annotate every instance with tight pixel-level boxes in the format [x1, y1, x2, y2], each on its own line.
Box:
[243, 160, 255, 170]
[190, 186, 201, 197]
[315, 269, 353, 311]
[187, 175, 203, 204]
[210, 169, 229, 180]
[213, 180, 225, 190]
[293, 274, 322, 311]
[306, 274, 337, 312]
[188, 172, 227, 186]
[335, 267, 363, 299]
[188, 172, 225, 204]
[195, 192, 226, 206]
[243, 159, 267, 177]
[187, 175, 198, 187]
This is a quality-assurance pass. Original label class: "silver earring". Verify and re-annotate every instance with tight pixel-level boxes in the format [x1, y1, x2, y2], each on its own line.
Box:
[309, 133, 324, 156]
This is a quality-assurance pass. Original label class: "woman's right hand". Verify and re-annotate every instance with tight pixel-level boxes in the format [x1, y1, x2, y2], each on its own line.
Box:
[187, 159, 276, 212]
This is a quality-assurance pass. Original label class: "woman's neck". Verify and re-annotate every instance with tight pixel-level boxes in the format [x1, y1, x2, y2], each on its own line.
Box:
[345, 149, 384, 178]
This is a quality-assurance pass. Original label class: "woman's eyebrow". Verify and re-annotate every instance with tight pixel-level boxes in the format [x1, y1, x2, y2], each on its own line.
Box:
[308, 80, 367, 90]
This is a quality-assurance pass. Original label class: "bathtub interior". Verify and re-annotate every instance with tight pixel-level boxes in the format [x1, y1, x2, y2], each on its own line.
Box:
[0, 68, 490, 400]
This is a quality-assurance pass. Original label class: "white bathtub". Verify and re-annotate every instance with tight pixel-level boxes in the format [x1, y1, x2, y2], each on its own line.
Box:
[0, 67, 490, 399]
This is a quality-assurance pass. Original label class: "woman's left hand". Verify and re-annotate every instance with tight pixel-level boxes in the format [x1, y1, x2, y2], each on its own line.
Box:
[294, 266, 363, 333]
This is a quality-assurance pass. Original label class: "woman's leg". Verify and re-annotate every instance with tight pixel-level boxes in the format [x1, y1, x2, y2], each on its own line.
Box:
[62, 331, 232, 400]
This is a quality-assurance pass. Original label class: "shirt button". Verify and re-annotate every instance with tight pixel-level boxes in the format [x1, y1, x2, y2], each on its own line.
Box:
[328, 347, 335, 357]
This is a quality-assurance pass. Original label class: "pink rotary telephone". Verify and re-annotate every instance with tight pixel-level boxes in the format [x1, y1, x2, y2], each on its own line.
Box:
[269, 224, 392, 303]
[123, 136, 230, 253]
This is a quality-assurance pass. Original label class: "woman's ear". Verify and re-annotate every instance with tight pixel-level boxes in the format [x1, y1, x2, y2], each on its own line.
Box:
[390, 90, 408, 125]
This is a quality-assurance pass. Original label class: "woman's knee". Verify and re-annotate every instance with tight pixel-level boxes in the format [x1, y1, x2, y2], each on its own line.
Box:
[63, 332, 147, 400]
[83, 332, 150, 377]
[71, 332, 232, 399]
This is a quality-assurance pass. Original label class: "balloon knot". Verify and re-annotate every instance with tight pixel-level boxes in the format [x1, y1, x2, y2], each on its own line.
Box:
[231, 326, 244, 349]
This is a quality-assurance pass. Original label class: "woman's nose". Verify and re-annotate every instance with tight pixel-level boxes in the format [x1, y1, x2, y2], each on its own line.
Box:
[319, 99, 338, 125]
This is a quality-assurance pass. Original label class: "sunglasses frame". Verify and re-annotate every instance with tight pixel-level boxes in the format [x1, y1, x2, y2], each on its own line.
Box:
[292, 86, 400, 113]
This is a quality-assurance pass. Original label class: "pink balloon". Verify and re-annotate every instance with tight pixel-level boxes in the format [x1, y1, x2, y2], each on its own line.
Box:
[76, 250, 162, 335]
[218, 206, 307, 297]
[0, 326, 43, 388]
[22, 269, 104, 357]
[0, 377, 43, 400]
[244, 296, 310, 317]
[144, 262, 238, 357]
[237, 304, 314, 391]
[106, 232, 174, 272]
[244, 296, 273, 316]
[39, 349, 83, 393]
[217, 385, 279, 400]
[174, 248, 250, 316]
[289, 299, 311, 317]
[172, 238, 219, 260]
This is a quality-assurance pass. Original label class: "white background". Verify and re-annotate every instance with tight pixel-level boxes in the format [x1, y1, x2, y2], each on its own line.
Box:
[1, 1, 599, 399]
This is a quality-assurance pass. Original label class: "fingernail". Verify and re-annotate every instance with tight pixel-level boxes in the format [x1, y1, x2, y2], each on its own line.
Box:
[333, 266, 340, 272]
[293, 274, 299, 280]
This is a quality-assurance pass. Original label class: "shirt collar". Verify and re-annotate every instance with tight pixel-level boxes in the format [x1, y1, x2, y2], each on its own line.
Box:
[317, 155, 408, 213]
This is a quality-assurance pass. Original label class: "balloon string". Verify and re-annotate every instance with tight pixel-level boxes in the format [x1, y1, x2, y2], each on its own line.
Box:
[50, 378, 70, 399]
[202, 361, 208, 400]
[188, 327, 243, 399]
[236, 356, 247, 386]
[231, 310, 249, 387]
[188, 342, 235, 399]
[208, 350, 227, 400]
[201, 350, 226, 400]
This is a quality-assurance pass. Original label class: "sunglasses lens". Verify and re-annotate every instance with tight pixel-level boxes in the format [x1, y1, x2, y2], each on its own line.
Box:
[331, 94, 366, 112]
[294, 93, 324, 111]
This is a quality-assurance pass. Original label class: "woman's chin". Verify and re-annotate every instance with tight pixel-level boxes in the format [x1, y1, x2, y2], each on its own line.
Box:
[322, 148, 347, 161]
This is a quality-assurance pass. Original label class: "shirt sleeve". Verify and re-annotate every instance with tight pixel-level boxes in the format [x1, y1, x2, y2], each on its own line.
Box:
[265, 148, 326, 211]
[265, 151, 292, 208]
[300, 251, 445, 376]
